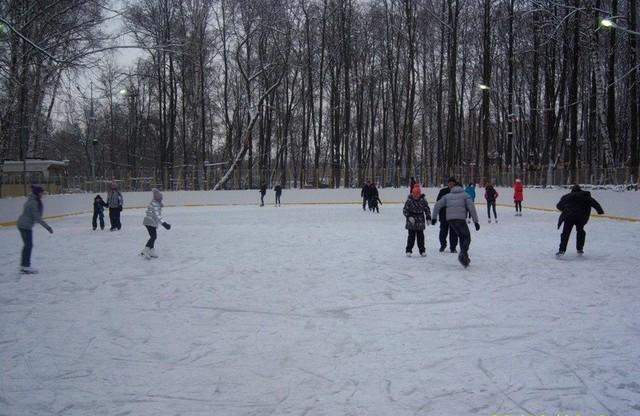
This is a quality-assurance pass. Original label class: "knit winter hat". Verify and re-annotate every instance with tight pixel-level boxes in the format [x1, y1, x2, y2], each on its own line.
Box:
[447, 177, 457, 184]
[411, 183, 422, 198]
[152, 188, 163, 201]
[31, 185, 44, 195]
[515, 178, 522, 183]
[571, 184, 582, 192]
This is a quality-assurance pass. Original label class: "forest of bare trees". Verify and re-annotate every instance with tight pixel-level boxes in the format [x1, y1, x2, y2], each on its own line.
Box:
[1, 0, 639, 191]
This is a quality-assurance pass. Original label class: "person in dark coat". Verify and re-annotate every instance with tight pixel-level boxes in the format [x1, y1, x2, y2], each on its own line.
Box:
[107, 181, 123, 230]
[403, 183, 431, 257]
[368, 182, 382, 213]
[484, 184, 499, 223]
[555, 184, 604, 257]
[16, 185, 53, 273]
[92, 195, 108, 230]
[259, 182, 267, 206]
[360, 181, 371, 211]
[274, 184, 282, 206]
[436, 177, 459, 253]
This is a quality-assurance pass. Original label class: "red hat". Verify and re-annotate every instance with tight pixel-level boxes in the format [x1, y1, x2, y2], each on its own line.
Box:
[411, 183, 422, 198]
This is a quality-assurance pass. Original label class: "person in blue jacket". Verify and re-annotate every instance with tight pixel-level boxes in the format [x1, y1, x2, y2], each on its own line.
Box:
[92, 195, 108, 230]
[464, 183, 476, 223]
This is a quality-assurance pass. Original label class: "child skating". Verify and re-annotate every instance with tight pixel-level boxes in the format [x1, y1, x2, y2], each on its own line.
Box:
[92, 195, 108, 230]
[513, 178, 524, 216]
[403, 184, 431, 257]
[141, 189, 171, 259]
[16, 185, 53, 274]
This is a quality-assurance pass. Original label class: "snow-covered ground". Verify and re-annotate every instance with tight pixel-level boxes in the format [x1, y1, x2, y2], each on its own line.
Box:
[1, 201, 639, 415]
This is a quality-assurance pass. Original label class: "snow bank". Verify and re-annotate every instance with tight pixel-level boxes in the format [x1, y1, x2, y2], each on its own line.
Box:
[1, 186, 638, 225]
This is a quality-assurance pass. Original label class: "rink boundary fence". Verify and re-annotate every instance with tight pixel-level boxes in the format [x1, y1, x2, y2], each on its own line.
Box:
[1, 201, 637, 227]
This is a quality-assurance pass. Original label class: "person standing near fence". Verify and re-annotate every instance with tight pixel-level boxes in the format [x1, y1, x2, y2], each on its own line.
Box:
[274, 184, 282, 206]
[92, 195, 107, 230]
[17, 185, 53, 274]
[107, 182, 124, 230]
[259, 182, 267, 207]
[360, 181, 371, 211]
[513, 178, 524, 216]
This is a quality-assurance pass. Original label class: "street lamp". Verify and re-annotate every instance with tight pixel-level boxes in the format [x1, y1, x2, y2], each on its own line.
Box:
[599, 17, 640, 36]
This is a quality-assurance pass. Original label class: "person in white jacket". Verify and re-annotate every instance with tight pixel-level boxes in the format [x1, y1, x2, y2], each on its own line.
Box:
[141, 189, 171, 259]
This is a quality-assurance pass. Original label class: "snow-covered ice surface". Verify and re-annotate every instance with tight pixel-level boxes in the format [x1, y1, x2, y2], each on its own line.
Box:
[1, 203, 639, 415]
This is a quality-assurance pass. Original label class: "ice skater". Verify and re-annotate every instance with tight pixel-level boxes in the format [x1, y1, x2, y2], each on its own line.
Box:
[361, 181, 371, 211]
[436, 177, 459, 253]
[259, 182, 267, 207]
[464, 183, 476, 223]
[484, 183, 499, 223]
[403, 183, 431, 257]
[513, 178, 524, 216]
[17, 185, 53, 274]
[555, 184, 604, 257]
[107, 181, 124, 230]
[368, 182, 382, 213]
[141, 188, 171, 259]
[274, 184, 282, 206]
[92, 195, 108, 230]
[431, 180, 480, 268]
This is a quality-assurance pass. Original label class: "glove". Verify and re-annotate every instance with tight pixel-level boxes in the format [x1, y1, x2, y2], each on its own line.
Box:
[431, 219, 437, 226]
[162, 222, 171, 230]
[474, 222, 480, 231]
[408, 217, 415, 224]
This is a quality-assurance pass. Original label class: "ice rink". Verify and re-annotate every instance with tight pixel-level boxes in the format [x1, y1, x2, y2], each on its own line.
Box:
[1, 202, 639, 415]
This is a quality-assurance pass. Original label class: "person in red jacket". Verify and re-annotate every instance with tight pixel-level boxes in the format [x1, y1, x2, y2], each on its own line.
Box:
[513, 178, 524, 216]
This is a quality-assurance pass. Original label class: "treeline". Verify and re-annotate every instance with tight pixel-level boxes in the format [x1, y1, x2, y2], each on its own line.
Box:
[1, 0, 639, 189]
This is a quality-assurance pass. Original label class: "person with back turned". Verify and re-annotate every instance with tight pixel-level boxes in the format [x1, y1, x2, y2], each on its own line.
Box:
[555, 184, 604, 257]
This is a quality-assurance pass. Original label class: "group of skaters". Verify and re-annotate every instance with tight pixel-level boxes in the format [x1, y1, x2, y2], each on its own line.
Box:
[399, 176, 604, 267]
[360, 182, 383, 213]
[15, 176, 604, 273]
[259, 182, 283, 207]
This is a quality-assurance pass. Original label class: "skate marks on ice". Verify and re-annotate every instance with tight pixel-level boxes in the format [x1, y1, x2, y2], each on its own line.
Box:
[0, 205, 639, 415]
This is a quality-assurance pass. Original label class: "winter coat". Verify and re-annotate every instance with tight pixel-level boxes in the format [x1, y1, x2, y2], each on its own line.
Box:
[17, 194, 51, 230]
[368, 187, 381, 207]
[107, 190, 123, 209]
[556, 190, 604, 229]
[484, 186, 499, 203]
[513, 181, 524, 202]
[435, 187, 450, 222]
[432, 186, 479, 223]
[274, 185, 282, 196]
[260, 184, 267, 195]
[403, 194, 431, 230]
[464, 185, 476, 201]
[93, 196, 107, 214]
[361, 184, 370, 199]
[143, 200, 164, 227]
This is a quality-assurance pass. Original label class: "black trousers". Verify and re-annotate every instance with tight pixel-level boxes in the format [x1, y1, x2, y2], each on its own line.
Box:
[276, 193, 281, 204]
[145, 225, 157, 248]
[559, 220, 586, 252]
[19, 228, 33, 267]
[438, 220, 458, 250]
[487, 201, 497, 219]
[109, 208, 122, 230]
[260, 193, 265, 206]
[406, 229, 425, 253]
[515, 201, 522, 212]
[447, 219, 471, 255]
[362, 197, 367, 211]
[92, 211, 105, 229]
